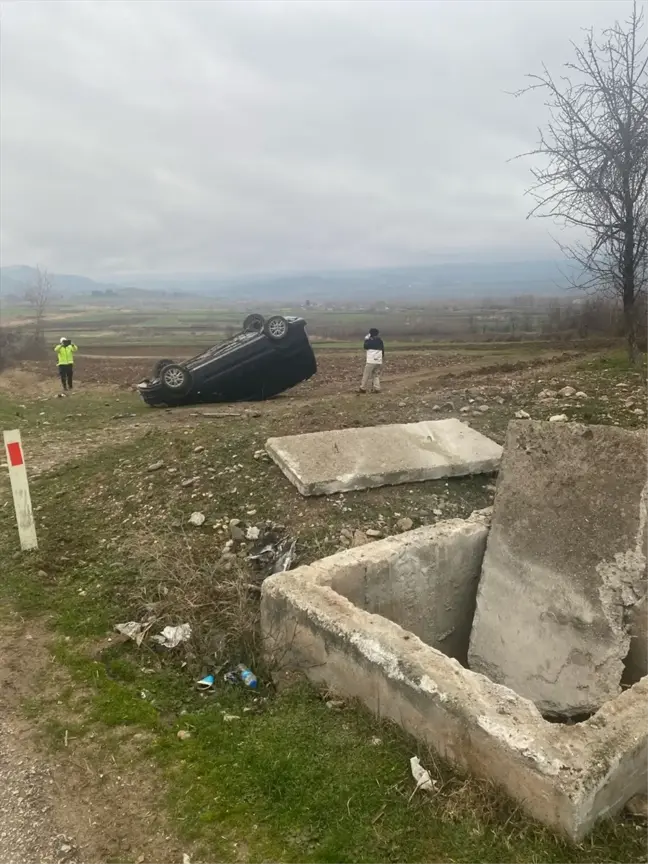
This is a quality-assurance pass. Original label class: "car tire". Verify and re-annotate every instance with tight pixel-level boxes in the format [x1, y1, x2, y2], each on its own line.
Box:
[159, 363, 193, 395]
[153, 358, 175, 378]
[264, 315, 289, 341]
[243, 313, 265, 333]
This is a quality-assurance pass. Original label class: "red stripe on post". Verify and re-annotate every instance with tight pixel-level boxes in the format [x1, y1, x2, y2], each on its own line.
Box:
[7, 441, 24, 467]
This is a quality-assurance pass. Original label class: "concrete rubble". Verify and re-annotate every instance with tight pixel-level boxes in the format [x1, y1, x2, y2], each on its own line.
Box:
[265, 419, 502, 496]
[261, 506, 648, 840]
[468, 421, 647, 717]
[260, 418, 648, 839]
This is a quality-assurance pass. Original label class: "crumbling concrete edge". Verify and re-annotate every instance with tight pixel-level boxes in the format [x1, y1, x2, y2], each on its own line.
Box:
[261, 525, 648, 841]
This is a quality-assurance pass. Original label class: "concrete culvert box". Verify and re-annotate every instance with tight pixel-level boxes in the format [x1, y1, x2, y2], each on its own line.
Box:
[262, 504, 648, 840]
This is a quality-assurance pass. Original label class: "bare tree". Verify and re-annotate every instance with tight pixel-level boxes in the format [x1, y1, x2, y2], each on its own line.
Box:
[23, 265, 53, 351]
[514, 3, 648, 363]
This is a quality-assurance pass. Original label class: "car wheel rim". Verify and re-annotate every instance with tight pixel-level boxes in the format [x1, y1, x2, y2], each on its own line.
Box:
[164, 368, 185, 389]
[269, 319, 287, 338]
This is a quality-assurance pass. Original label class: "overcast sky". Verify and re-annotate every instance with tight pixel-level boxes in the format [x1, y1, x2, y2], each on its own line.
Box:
[0, 0, 641, 278]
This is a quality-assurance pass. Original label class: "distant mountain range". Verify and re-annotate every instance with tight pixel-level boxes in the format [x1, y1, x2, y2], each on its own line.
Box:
[0, 259, 579, 303]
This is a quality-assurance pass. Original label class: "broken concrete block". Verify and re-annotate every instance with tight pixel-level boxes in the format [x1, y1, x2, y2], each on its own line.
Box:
[265, 419, 502, 496]
[261, 515, 648, 841]
[468, 421, 647, 718]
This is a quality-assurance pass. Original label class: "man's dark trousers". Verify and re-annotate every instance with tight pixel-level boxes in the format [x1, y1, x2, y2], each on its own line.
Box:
[58, 364, 73, 390]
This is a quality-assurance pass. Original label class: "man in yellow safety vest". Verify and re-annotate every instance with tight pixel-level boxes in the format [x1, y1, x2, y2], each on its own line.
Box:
[54, 337, 78, 391]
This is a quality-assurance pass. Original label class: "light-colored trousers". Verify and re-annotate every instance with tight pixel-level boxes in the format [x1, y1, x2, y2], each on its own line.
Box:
[360, 362, 381, 392]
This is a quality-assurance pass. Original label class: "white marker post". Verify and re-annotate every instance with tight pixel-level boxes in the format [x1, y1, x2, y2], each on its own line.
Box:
[3, 429, 38, 551]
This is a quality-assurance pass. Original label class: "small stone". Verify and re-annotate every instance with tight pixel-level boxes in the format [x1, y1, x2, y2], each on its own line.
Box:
[194, 445, 205, 453]
[549, 414, 569, 423]
[558, 386, 576, 397]
[326, 699, 345, 710]
[366, 528, 383, 538]
[37, 569, 48, 578]
[246, 526, 260, 540]
[181, 477, 198, 487]
[431, 405, 441, 412]
[370, 736, 382, 746]
[396, 517, 414, 532]
[229, 519, 245, 541]
[188, 512, 205, 527]
[398, 401, 407, 408]
[177, 729, 192, 740]
[575, 391, 588, 399]
[352, 529, 370, 547]
[459, 406, 470, 414]
[340, 528, 353, 541]
[495, 396, 505, 405]
[478, 405, 489, 413]
[441, 401, 455, 411]
[625, 793, 648, 819]
[433, 508, 443, 517]
[147, 461, 164, 472]
[633, 408, 645, 415]
[515, 410, 531, 419]
[538, 389, 557, 400]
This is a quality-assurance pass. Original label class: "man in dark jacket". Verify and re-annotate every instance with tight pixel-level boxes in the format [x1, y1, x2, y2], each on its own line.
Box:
[359, 327, 384, 393]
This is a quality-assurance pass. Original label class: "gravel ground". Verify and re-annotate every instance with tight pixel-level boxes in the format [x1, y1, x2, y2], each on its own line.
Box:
[0, 716, 78, 864]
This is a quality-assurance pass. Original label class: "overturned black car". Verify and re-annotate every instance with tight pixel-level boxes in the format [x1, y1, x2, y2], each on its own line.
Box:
[137, 313, 317, 407]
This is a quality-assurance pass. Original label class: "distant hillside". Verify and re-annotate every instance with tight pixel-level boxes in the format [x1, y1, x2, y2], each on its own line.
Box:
[1, 259, 580, 303]
[0, 266, 130, 299]
[117, 259, 578, 301]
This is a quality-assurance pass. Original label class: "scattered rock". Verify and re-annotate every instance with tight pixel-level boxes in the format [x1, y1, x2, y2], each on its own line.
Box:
[396, 517, 414, 532]
[181, 477, 198, 488]
[193, 445, 205, 453]
[477, 405, 489, 413]
[514, 410, 531, 419]
[229, 519, 245, 541]
[633, 408, 645, 415]
[494, 396, 505, 405]
[558, 386, 576, 397]
[625, 793, 648, 819]
[246, 526, 260, 540]
[352, 529, 370, 547]
[188, 512, 205, 527]
[340, 528, 353, 541]
[538, 389, 557, 400]
[459, 406, 470, 414]
[326, 699, 345, 710]
[575, 391, 588, 399]
[431, 405, 441, 412]
[441, 401, 455, 411]
[432, 508, 443, 517]
[366, 528, 383, 538]
[147, 461, 164, 472]
[177, 730, 192, 740]
[549, 414, 569, 423]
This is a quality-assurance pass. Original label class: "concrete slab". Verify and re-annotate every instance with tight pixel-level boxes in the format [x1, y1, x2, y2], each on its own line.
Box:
[265, 419, 502, 496]
[261, 514, 648, 841]
[468, 421, 648, 718]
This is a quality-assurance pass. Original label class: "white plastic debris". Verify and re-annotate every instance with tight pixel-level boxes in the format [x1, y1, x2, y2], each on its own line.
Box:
[115, 621, 150, 646]
[152, 623, 192, 648]
[273, 539, 297, 573]
[188, 512, 206, 527]
[409, 755, 436, 797]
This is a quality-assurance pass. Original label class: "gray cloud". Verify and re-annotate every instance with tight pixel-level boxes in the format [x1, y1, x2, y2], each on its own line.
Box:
[0, 0, 641, 277]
